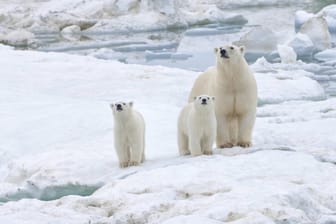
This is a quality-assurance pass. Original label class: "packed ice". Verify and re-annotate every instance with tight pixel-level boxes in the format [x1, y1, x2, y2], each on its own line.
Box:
[288, 33, 314, 59]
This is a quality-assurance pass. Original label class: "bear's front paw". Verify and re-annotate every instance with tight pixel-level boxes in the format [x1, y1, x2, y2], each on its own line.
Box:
[180, 150, 191, 156]
[191, 152, 202, 156]
[119, 162, 129, 168]
[130, 161, 140, 166]
[204, 150, 213, 155]
[218, 143, 234, 148]
[237, 142, 251, 148]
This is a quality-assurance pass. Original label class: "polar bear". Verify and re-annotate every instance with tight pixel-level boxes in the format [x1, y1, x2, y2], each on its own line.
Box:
[188, 45, 257, 148]
[110, 101, 145, 168]
[178, 95, 217, 156]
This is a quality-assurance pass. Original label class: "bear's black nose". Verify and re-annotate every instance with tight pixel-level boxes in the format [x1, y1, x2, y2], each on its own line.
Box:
[116, 104, 122, 110]
[201, 98, 207, 104]
[220, 48, 227, 57]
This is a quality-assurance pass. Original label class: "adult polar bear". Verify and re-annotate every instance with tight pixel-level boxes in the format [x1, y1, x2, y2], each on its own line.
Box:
[188, 45, 257, 148]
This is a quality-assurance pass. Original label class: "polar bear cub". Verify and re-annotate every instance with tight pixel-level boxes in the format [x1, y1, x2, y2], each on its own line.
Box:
[110, 101, 145, 168]
[178, 95, 217, 156]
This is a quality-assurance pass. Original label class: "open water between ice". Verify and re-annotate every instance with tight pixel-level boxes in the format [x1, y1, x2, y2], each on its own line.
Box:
[29, 3, 336, 97]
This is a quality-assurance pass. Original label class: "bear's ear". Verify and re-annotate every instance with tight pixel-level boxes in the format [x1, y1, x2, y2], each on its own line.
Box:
[129, 101, 133, 107]
[212, 96, 215, 101]
[239, 46, 245, 55]
[194, 96, 197, 100]
[214, 47, 219, 54]
[110, 104, 116, 113]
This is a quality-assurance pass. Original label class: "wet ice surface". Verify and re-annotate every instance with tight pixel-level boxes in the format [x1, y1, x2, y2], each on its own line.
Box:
[26, 3, 336, 97]
[33, 23, 245, 71]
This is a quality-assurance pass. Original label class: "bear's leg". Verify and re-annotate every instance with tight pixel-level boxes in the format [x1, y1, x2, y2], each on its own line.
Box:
[178, 131, 190, 156]
[189, 130, 202, 156]
[115, 138, 130, 168]
[179, 135, 190, 156]
[202, 136, 214, 155]
[141, 135, 145, 163]
[237, 112, 256, 147]
[229, 117, 238, 145]
[141, 151, 145, 163]
[130, 139, 143, 166]
[216, 117, 233, 148]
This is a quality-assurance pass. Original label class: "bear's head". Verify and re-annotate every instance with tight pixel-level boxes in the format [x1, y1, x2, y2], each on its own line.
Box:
[214, 45, 245, 65]
[193, 95, 215, 110]
[110, 101, 133, 116]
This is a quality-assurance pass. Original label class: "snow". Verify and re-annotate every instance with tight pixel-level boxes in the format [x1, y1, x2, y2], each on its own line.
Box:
[61, 25, 81, 34]
[277, 44, 297, 63]
[0, 29, 36, 47]
[288, 33, 314, 59]
[0, 43, 336, 223]
[234, 26, 278, 54]
[0, 0, 249, 35]
[314, 48, 336, 62]
[295, 4, 336, 45]
[1, 1, 336, 223]
[318, 4, 336, 36]
[0, 0, 321, 39]
[295, 10, 314, 32]
[256, 71, 325, 105]
[1, 151, 336, 223]
[298, 16, 332, 52]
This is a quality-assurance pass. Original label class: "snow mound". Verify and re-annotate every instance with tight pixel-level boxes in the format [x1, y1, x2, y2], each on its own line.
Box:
[295, 10, 314, 32]
[1, 151, 336, 223]
[256, 98, 336, 161]
[314, 48, 336, 62]
[298, 16, 332, 52]
[161, 215, 223, 224]
[234, 26, 278, 55]
[256, 69, 326, 105]
[288, 33, 314, 59]
[295, 4, 336, 45]
[0, 29, 37, 47]
[61, 25, 81, 34]
[277, 44, 297, 64]
[318, 4, 336, 36]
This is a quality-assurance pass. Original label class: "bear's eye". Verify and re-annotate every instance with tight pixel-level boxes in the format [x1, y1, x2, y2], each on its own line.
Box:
[207, 97, 210, 100]
[230, 46, 234, 50]
[123, 103, 126, 105]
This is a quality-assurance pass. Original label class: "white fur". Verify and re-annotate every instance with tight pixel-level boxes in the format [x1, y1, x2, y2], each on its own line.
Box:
[188, 45, 258, 148]
[110, 102, 145, 168]
[178, 95, 217, 156]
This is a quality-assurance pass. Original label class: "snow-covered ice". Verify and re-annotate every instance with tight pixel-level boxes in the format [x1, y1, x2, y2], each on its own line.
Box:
[295, 10, 315, 32]
[0, 0, 249, 36]
[1, 1, 336, 223]
[295, 4, 336, 45]
[298, 16, 332, 52]
[0, 43, 336, 223]
[234, 26, 278, 55]
[288, 33, 314, 59]
[314, 48, 336, 62]
[277, 44, 297, 64]
[0, 29, 37, 48]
